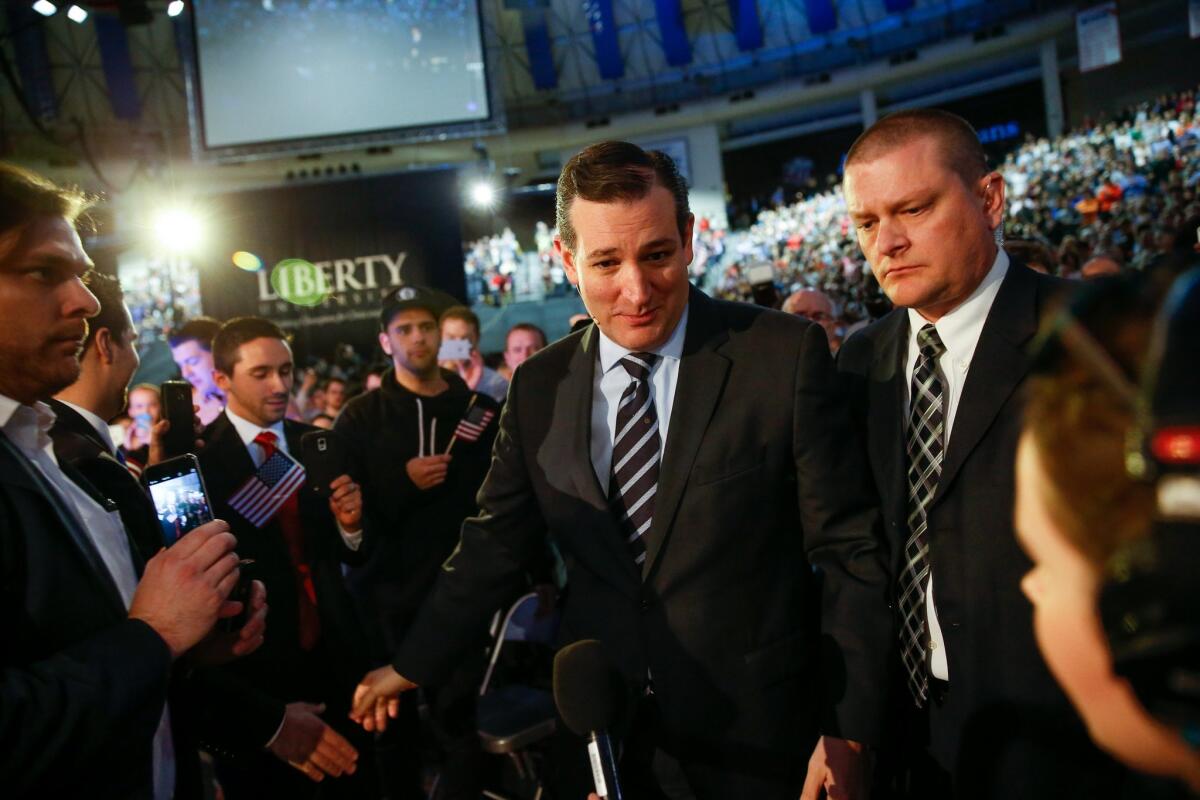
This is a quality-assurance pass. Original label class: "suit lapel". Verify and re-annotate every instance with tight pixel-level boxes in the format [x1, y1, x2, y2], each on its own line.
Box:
[933, 263, 1040, 506]
[868, 310, 910, 529]
[642, 290, 731, 578]
[546, 326, 642, 585]
[0, 433, 127, 616]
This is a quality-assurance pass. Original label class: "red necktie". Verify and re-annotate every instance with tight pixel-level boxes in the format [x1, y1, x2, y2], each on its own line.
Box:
[254, 431, 320, 651]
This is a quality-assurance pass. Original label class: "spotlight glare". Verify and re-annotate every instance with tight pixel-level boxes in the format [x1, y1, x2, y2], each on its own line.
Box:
[153, 208, 204, 252]
[66, 4, 87, 22]
[167, 0, 184, 17]
[469, 181, 496, 208]
[232, 250, 263, 272]
[32, 0, 57, 16]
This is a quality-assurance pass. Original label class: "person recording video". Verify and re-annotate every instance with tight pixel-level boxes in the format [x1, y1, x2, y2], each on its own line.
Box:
[0, 162, 257, 799]
[1018, 270, 1200, 796]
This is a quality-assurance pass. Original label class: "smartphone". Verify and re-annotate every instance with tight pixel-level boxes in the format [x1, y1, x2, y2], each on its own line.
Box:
[144, 454, 214, 547]
[160, 380, 195, 458]
[438, 338, 472, 362]
[301, 429, 347, 499]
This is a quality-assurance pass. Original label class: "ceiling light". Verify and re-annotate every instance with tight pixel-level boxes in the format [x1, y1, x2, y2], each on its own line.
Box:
[167, 0, 184, 16]
[66, 4, 87, 22]
[32, 1, 57, 16]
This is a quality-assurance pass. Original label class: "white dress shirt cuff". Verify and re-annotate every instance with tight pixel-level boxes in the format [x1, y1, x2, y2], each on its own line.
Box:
[263, 710, 288, 749]
[337, 522, 363, 551]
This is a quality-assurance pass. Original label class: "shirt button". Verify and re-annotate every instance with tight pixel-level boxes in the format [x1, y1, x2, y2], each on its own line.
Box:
[929, 640, 938, 651]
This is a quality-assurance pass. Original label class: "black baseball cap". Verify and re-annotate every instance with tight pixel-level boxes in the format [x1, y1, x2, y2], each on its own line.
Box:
[379, 285, 459, 330]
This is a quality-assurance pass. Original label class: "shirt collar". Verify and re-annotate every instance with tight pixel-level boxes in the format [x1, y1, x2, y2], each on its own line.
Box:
[0, 393, 58, 457]
[597, 302, 690, 375]
[57, 400, 117, 455]
[224, 407, 287, 453]
[906, 248, 1009, 362]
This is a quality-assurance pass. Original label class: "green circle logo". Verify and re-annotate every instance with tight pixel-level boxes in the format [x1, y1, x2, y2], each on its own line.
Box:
[271, 258, 330, 307]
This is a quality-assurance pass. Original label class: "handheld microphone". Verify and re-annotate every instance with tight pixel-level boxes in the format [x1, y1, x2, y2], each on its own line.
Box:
[553, 640, 625, 800]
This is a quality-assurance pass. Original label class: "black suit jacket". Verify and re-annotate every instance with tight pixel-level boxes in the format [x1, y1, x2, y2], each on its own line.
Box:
[0, 419, 173, 798]
[197, 412, 372, 751]
[395, 287, 892, 795]
[838, 260, 1122, 797]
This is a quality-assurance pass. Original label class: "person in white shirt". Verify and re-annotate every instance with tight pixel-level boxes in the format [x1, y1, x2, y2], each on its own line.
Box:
[0, 161, 251, 799]
[841, 109, 1123, 799]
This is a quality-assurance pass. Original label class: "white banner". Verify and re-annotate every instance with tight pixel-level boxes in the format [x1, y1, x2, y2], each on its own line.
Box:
[1076, 3, 1122, 73]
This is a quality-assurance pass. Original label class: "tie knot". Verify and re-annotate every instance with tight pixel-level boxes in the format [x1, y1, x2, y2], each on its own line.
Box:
[253, 430, 278, 456]
[916, 325, 946, 360]
[619, 352, 658, 382]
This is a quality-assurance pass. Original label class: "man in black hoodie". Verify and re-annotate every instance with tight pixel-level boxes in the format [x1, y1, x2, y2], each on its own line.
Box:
[335, 286, 499, 800]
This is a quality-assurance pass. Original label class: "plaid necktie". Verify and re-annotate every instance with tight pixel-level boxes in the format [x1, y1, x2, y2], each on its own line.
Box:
[899, 324, 946, 707]
[609, 352, 661, 567]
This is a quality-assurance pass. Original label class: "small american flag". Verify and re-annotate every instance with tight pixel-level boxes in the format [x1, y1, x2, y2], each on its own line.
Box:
[228, 449, 306, 527]
[453, 402, 496, 443]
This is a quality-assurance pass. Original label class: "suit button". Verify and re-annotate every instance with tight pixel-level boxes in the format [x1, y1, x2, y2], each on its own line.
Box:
[640, 597, 652, 613]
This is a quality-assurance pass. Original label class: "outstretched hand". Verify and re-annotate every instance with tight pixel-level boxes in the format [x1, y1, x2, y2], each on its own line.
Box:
[800, 735, 870, 800]
[349, 665, 416, 732]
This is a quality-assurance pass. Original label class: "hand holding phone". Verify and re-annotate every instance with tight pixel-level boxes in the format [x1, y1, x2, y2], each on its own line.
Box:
[145, 454, 214, 546]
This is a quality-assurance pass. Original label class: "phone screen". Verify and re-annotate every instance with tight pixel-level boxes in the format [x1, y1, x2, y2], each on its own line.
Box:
[438, 338, 473, 361]
[147, 464, 213, 546]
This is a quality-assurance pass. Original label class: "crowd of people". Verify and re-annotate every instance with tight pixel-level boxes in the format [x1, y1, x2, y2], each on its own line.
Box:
[2, 98, 1199, 800]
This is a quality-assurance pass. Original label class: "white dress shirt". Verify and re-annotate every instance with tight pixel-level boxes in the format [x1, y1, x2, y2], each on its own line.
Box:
[903, 249, 1009, 680]
[224, 409, 362, 549]
[0, 394, 176, 800]
[589, 304, 689, 491]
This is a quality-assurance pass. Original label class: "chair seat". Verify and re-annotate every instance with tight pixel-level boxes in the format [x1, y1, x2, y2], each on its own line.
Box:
[477, 685, 557, 754]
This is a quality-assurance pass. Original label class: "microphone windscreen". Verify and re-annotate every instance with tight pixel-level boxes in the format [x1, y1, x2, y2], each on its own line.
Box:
[553, 639, 624, 736]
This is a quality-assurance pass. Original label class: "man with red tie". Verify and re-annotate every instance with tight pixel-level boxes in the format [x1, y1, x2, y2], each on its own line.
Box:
[198, 316, 381, 799]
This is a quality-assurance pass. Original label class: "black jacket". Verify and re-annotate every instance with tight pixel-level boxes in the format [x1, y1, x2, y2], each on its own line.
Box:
[391, 288, 892, 797]
[196, 413, 372, 752]
[1, 411, 173, 798]
[838, 261, 1123, 798]
[335, 369, 499, 650]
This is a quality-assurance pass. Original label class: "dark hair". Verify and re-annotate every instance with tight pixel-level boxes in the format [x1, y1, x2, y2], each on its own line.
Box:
[0, 162, 93, 238]
[506, 322, 547, 349]
[845, 109, 989, 186]
[212, 317, 290, 375]
[81, 271, 131, 350]
[168, 316, 222, 350]
[556, 141, 690, 254]
[322, 377, 346, 389]
[439, 305, 481, 339]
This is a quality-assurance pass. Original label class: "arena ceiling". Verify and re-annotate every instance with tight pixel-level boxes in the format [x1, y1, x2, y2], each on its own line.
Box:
[0, 0, 1081, 165]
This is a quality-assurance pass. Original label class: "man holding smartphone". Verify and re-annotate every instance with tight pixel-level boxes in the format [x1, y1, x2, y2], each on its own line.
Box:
[0, 162, 255, 799]
[334, 287, 502, 800]
[198, 316, 379, 798]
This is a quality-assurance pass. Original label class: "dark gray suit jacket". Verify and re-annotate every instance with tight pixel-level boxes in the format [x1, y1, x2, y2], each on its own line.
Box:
[838, 260, 1123, 798]
[395, 287, 891, 794]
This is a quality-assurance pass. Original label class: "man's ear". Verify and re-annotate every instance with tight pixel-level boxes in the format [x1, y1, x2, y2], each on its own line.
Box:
[93, 327, 115, 366]
[213, 368, 233, 395]
[557, 237, 580, 287]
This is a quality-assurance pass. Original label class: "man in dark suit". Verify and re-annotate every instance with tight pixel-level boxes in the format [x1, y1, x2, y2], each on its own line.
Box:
[198, 316, 380, 798]
[837, 109, 1121, 798]
[352, 141, 892, 799]
[0, 162, 248, 798]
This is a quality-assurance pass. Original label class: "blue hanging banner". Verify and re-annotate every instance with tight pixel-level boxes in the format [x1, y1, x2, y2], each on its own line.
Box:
[95, 14, 142, 120]
[803, 0, 837, 34]
[654, 0, 692, 66]
[6, 4, 58, 121]
[726, 0, 763, 51]
[584, 0, 624, 79]
[522, 10, 558, 90]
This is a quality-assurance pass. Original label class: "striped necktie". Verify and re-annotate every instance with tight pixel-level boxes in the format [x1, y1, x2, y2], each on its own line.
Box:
[609, 352, 661, 567]
[899, 324, 947, 707]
